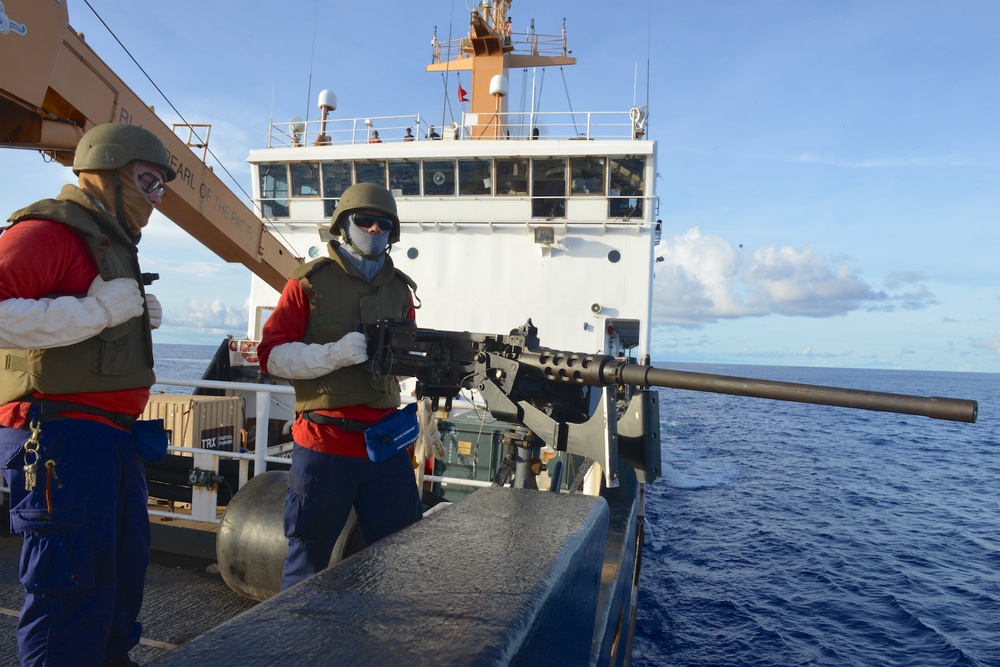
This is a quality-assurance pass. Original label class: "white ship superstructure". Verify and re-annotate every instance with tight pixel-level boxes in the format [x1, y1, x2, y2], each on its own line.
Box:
[243, 8, 659, 359]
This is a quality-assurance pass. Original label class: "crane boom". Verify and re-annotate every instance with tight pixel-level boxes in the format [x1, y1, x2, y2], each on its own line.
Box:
[0, 1, 300, 290]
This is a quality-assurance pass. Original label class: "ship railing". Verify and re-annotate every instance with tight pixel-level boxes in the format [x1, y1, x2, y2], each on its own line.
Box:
[461, 110, 640, 141]
[432, 31, 569, 63]
[134, 377, 482, 524]
[0, 375, 558, 520]
[268, 110, 642, 147]
[269, 114, 426, 148]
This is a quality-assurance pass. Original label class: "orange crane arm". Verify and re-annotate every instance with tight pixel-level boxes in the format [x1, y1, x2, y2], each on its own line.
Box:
[0, 2, 300, 290]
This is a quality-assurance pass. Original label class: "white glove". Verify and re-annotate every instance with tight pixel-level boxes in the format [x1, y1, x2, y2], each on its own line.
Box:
[87, 276, 144, 328]
[146, 294, 162, 329]
[326, 331, 369, 368]
[265, 332, 369, 380]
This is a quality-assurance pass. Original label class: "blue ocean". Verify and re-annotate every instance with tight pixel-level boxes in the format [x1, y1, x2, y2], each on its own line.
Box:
[633, 363, 999, 667]
[151, 343, 220, 394]
[153, 345, 999, 666]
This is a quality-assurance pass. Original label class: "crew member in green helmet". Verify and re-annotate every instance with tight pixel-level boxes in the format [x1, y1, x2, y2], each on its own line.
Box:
[0, 122, 175, 666]
[257, 182, 422, 590]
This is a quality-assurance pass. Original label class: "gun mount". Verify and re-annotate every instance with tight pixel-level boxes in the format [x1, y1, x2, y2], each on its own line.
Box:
[357, 319, 979, 490]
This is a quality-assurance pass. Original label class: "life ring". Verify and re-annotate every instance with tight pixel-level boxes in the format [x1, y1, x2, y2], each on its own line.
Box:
[240, 341, 259, 364]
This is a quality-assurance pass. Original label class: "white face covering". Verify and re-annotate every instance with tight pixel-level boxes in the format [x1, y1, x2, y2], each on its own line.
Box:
[345, 218, 390, 258]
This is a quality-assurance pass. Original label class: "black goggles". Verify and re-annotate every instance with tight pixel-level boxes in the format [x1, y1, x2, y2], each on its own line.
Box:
[348, 211, 394, 232]
[138, 173, 167, 197]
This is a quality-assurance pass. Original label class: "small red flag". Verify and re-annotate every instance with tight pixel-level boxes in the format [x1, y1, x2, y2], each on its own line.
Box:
[457, 83, 469, 103]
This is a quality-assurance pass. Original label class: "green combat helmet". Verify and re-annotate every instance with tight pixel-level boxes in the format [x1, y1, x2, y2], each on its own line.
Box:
[73, 123, 177, 182]
[331, 182, 400, 245]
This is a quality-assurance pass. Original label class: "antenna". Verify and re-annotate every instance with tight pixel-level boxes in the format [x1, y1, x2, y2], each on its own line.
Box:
[440, 8, 455, 132]
[633, 62, 638, 107]
[646, 0, 652, 112]
[305, 3, 320, 129]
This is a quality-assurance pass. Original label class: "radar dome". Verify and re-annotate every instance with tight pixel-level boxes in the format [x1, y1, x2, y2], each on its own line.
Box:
[318, 89, 337, 110]
[489, 75, 508, 97]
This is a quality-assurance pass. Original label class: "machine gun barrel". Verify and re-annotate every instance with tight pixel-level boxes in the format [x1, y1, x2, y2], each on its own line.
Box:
[358, 320, 978, 424]
[611, 363, 978, 423]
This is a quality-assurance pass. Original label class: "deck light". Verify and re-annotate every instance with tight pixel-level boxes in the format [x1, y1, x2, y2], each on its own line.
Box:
[534, 226, 555, 245]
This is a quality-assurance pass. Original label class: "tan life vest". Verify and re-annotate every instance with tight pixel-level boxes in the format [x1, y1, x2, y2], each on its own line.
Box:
[290, 248, 416, 412]
[0, 185, 155, 404]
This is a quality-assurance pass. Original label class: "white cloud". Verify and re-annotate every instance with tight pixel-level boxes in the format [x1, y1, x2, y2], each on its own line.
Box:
[174, 298, 248, 333]
[653, 228, 884, 325]
[748, 244, 878, 315]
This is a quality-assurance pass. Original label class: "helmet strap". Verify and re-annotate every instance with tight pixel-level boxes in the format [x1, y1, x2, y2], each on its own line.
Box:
[112, 173, 127, 232]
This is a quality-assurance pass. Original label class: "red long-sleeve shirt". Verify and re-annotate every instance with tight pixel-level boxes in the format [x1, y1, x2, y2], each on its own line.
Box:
[257, 277, 415, 457]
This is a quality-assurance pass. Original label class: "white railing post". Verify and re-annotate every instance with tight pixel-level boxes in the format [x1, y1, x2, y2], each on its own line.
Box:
[256, 390, 272, 478]
[190, 448, 218, 522]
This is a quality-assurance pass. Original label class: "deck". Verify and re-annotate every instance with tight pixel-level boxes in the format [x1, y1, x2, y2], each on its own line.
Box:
[0, 532, 255, 665]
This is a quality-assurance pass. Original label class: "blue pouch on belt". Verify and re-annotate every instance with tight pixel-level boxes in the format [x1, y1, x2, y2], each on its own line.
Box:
[133, 419, 169, 462]
[364, 403, 420, 463]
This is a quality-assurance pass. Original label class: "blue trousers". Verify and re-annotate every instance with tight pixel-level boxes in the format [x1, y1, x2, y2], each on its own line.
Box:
[280, 445, 421, 590]
[0, 419, 149, 666]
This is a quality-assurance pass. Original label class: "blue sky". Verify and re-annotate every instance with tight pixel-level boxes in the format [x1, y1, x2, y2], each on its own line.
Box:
[2, 1, 998, 372]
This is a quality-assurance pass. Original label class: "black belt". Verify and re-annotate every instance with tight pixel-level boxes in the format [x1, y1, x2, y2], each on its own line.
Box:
[26, 399, 138, 430]
[300, 411, 374, 432]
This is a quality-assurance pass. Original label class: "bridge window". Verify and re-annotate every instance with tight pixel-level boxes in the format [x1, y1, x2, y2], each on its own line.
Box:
[258, 163, 289, 218]
[389, 160, 420, 196]
[321, 162, 353, 217]
[531, 158, 566, 218]
[458, 159, 492, 196]
[290, 163, 320, 197]
[423, 160, 456, 196]
[355, 161, 386, 188]
[570, 157, 605, 195]
[609, 157, 645, 218]
[495, 158, 528, 195]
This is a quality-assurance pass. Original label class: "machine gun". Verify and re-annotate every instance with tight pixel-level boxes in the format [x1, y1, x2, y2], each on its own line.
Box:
[356, 319, 978, 490]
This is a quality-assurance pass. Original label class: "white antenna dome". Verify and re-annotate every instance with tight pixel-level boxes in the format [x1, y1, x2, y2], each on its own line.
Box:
[318, 89, 337, 110]
[289, 116, 305, 134]
[489, 75, 508, 97]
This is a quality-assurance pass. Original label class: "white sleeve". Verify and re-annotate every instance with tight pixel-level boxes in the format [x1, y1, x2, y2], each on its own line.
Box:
[265, 342, 337, 379]
[0, 295, 114, 349]
[265, 332, 369, 380]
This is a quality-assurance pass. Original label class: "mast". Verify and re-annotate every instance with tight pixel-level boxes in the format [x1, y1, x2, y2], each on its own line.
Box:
[426, 3, 575, 139]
